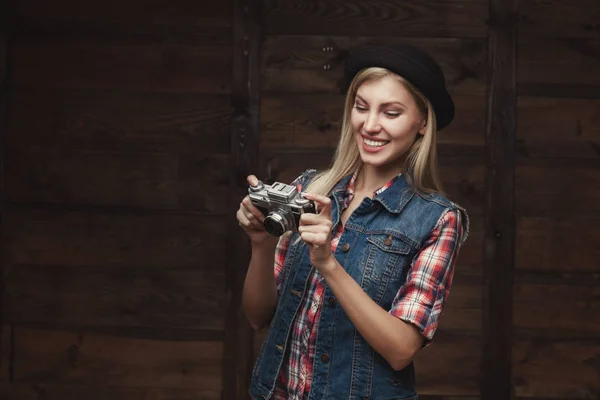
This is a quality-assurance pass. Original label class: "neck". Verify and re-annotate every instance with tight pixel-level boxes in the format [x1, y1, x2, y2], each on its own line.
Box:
[355, 163, 404, 194]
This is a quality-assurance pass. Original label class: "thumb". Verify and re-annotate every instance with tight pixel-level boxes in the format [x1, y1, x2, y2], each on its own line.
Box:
[247, 174, 259, 186]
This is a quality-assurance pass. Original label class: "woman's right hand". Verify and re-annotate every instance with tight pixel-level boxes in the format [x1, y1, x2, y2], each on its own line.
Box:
[237, 175, 277, 246]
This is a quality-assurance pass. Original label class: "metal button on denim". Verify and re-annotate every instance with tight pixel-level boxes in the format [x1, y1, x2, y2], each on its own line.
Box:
[341, 243, 350, 252]
[327, 297, 336, 306]
[321, 353, 330, 363]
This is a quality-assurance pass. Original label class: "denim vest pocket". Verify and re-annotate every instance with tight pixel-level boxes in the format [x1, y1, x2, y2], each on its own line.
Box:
[361, 231, 415, 304]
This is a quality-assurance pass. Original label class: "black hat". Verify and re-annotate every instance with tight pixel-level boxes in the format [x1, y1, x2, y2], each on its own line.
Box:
[343, 44, 455, 130]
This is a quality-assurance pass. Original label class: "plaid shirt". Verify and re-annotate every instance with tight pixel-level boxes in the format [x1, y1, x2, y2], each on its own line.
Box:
[272, 171, 465, 399]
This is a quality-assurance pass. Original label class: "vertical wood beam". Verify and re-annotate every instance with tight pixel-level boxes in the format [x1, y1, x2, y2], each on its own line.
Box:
[482, 0, 517, 398]
[0, 0, 13, 382]
[225, 0, 262, 399]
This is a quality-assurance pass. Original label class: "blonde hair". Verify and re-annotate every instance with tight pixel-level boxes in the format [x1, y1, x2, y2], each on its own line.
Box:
[304, 67, 443, 196]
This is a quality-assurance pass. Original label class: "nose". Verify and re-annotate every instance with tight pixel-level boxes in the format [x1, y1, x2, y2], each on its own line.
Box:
[363, 111, 381, 134]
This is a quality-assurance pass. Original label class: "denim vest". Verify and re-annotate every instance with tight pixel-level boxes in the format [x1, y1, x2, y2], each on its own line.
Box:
[250, 171, 469, 400]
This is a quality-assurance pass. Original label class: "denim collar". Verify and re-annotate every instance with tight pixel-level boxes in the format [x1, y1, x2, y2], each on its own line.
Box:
[331, 171, 415, 214]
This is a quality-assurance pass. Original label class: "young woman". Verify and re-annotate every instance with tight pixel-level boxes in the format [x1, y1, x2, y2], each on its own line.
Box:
[236, 44, 469, 400]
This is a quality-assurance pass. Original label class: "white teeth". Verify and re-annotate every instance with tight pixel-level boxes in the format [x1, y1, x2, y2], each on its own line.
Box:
[363, 138, 389, 147]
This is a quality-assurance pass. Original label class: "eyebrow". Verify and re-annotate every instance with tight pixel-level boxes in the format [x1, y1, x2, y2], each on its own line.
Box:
[355, 94, 407, 109]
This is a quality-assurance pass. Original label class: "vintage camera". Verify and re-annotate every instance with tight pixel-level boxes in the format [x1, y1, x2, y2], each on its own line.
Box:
[248, 180, 316, 237]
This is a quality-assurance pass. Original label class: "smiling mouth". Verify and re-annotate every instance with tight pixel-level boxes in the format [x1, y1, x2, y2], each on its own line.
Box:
[363, 137, 390, 148]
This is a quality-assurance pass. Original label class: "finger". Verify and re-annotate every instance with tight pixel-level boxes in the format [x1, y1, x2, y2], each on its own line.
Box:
[236, 209, 252, 228]
[300, 231, 329, 247]
[241, 196, 265, 223]
[301, 192, 332, 216]
[237, 206, 263, 230]
[299, 213, 332, 230]
[247, 174, 259, 187]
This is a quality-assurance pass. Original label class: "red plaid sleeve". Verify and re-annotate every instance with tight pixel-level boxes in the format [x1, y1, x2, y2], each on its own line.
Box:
[274, 234, 291, 293]
[389, 208, 466, 344]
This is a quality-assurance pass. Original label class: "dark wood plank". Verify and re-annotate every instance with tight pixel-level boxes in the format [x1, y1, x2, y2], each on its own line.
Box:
[482, 0, 517, 399]
[5, 148, 229, 214]
[9, 90, 231, 154]
[13, 38, 231, 93]
[436, 274, 482, 333]
[513, 275, 600, 339]
[0, 383, 221, 400]
[263, 0, 488, 38]
[15, 0, 232, 45]
[516, 165, 600, 217]
[12, 327, 222, 390]
[262, 36, 487, 96]
[519, 83, 600, 99]
[518, 38, 600, 87]
[2, 208, 227, 268]
[7, 90, 230, 212]
[5, 148, 229, 213]
[261, 94, 486, 149]
[513, 338, 600, 399]
[413, 331, 481, 395]
[225, 1, 262, 399]
[0, 384, 38, 400]
[0, 326, 10, 381]
[517, 97, 600, 159]
[4, 264, 226, 330]
[517, 217, 600, 272]
[518, 0, 600, 38]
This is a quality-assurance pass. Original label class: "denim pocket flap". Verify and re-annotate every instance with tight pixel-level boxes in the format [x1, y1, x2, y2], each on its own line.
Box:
[367, 232, 412, 254]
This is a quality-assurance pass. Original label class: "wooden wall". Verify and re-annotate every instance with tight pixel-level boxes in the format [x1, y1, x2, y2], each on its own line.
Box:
[0, 1, 598, 400]
[0, 0, 232, 399]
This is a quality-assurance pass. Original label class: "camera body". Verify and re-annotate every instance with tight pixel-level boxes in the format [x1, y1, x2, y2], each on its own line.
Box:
[248, 180, 316, 237]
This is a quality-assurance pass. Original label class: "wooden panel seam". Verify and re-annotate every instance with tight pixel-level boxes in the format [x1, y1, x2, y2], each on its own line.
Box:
[482, 1, 517, 400]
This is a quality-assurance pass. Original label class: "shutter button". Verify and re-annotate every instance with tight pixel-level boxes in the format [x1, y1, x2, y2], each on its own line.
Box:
[341, 243, 350, 252]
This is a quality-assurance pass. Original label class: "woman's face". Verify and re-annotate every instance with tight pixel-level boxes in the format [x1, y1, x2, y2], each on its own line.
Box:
[351, 75, 426, 170]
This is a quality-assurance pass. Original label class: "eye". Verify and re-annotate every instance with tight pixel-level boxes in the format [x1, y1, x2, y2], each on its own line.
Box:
[354, 104, 368, 113]
[384, 111, 401, 118]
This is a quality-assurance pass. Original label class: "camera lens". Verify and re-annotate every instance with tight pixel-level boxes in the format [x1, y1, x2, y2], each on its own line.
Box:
[264, 212, 288, 237]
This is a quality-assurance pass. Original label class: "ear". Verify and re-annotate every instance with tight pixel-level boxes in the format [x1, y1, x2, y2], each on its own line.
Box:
[417, 119, 427, 136]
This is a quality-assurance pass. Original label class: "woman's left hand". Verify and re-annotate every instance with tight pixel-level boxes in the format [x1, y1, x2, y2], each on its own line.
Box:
[298, 192, 336, 273]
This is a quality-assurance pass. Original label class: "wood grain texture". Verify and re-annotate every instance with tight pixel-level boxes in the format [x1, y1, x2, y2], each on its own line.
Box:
[263, 0, 488, 38]
[413, 331, 481, 395]
[517, 97, 600, 159]
[0, 384, 220, 400]
[7, 90, 230, 212]
[15, 0, 232, 45]
[12, 38, 231, 93]
[12, 327, 222, 390]
[518, 38, 600, 87]
[513, 338, 600, 398]
[513, 277, 600, 339]
[516, 165, 600, 217]
[9, 90, 231, 154]
[4, 264, 227, 330]
[482, 0, 517, 398]
[261, 94, 486, 149]
[262, 36, 487, 95]
[5, 148, 229, 213]
[518, 0, 600, 38]
[225, 1, 262, 399]
[0, 326, 10, 382]
[2, 208, 227, 268]
[516, 217, 600, 272]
